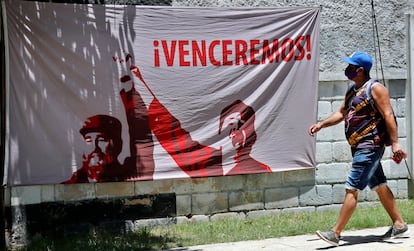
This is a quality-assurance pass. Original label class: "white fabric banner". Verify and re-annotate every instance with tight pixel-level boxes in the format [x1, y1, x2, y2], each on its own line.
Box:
[4, 1, 320, 185]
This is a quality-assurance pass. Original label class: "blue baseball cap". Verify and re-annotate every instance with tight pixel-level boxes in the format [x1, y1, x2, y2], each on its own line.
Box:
[341, 51, 372, 71]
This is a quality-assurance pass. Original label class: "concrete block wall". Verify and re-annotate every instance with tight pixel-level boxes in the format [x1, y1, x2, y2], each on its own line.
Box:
[4, 78, 411, 247]
[313, 78, 410, 202]
[3, 0, 409, 213]
[4, 79, 410, 215]
[4, 0, 414, 247]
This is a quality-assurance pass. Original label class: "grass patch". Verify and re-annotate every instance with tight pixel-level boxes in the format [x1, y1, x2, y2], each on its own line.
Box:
[18, 200, 414, 251]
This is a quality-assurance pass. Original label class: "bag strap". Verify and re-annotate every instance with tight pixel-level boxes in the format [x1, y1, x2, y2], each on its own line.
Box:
[366, 79, 397, 125]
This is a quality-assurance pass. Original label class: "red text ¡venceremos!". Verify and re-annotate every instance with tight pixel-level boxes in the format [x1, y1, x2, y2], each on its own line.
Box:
[153, 35, 312, 67]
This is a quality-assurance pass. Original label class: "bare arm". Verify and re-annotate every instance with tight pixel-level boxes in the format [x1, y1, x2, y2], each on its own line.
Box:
[308, 101, 347, 136]
[371, 83, 404, 159]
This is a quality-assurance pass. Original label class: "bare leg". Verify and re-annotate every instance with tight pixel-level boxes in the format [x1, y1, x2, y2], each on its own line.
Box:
[376, 185, 405, 228]
[332, 189, 359, 237]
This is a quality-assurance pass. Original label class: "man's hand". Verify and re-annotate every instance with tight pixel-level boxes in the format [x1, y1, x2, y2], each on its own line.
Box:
[308, 122, 322, 136]
[392, 150, 407, 164]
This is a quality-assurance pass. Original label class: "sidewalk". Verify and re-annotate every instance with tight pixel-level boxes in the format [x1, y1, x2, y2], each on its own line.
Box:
[166, 224, 414, 251]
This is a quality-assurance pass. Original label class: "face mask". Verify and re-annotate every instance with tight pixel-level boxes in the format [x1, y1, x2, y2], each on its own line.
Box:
[345, 66, 358, 80]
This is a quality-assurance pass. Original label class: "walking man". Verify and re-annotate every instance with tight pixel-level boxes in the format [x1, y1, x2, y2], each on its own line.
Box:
[308, 51, 409, 246]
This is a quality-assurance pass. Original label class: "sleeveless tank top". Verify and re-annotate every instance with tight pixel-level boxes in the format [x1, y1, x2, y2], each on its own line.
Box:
[344, 81, 387, 149]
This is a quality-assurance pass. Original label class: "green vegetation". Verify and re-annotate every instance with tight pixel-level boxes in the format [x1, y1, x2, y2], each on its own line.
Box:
[18, 200, 414, 251]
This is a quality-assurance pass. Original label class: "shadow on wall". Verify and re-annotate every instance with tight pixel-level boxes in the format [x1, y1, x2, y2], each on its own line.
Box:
[5, 193, 176, 242]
